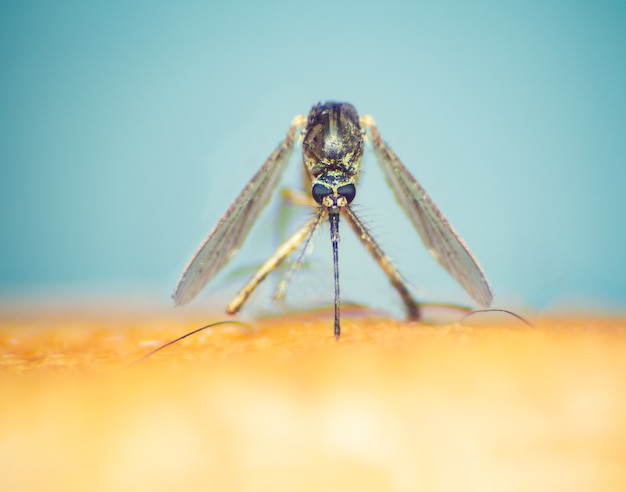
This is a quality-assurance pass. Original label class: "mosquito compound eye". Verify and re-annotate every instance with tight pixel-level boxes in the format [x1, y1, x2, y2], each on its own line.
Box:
[336, 183, 356, 204]
[312, 183, 333, 205]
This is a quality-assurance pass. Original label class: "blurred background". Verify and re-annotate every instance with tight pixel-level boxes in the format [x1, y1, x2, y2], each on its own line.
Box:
[1, 1, 624, 316]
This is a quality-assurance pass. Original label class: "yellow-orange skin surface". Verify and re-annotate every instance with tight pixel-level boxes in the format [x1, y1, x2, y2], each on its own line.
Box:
[1, 308, 625, 491]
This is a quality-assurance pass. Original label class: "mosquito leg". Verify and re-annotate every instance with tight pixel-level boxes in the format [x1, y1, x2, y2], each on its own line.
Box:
[342, 206, 421, 321]
[273, 209, 325, 301]
[280, 188, 314, 206]
[273, 188, 313, 284]
[274, 187, 316, 265]
[272, 189, 319, 301]
[226, 211, 324, 315]
[361, 115, 493, 308]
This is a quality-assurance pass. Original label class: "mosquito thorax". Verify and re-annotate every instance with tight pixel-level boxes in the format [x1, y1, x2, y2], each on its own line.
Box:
[303, 101, 364, 181]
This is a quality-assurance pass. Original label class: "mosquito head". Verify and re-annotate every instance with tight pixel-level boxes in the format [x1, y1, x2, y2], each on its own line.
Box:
[311, 177, 356, 215]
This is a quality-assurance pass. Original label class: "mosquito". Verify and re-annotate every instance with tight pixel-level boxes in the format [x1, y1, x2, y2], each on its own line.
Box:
[173, 102, 493, 339]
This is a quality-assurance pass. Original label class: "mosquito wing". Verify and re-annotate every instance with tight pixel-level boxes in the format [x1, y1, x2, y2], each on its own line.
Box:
[364, 118, 493, 307]
[173, 117, 305, 305]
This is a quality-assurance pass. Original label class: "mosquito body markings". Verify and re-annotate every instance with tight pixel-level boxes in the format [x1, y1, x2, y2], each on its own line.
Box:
[173, 102, 493, 338]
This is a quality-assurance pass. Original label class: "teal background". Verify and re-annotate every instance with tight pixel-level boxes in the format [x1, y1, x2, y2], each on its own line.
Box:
[1, 1, 625, 314]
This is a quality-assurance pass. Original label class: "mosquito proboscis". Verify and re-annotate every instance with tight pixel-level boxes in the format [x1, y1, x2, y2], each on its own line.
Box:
[173, 102, 493, 339]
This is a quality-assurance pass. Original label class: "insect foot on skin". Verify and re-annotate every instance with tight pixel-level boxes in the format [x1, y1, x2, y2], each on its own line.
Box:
[173, 102, 493, 339]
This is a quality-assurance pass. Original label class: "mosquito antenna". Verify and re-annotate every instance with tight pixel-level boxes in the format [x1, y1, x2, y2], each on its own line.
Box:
[459, 308, 535, 328]
[330, 212, 341, 339]
[131, 320, 253, 365]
